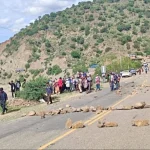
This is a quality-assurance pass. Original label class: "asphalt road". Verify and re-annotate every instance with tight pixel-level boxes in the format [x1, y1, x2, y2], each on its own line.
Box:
[0, 76, 138, 149]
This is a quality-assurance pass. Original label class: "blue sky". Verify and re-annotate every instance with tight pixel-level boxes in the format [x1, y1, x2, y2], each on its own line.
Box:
[0, 0, 91, 43]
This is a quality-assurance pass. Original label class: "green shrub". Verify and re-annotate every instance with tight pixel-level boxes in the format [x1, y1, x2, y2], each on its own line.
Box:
[25, 63, 30, 70]
[17, 76, 48, 101]
[76, 36, 84, 44]
[46, 65, 62, 75]
[71, 51, 81, 58]
[45, 40, 51, 47]
[72, 62, 88, 73]
[70, 44, 76, 49]
[7, 73, 12, 79]
[62, 52, 66, 56]
[105, 47, 112, 53]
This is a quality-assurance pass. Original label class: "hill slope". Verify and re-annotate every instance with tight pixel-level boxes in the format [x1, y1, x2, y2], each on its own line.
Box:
[0, 0, 150, 82]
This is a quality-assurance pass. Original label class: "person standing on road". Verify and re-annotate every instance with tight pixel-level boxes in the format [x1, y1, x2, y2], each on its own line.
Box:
[46, 82, 53, 105]
[110, 73, 114, 91]
[95, 75, 101, 91]
[9, 81, 16, 98]
[87, 74, 92, 94]
[0, 88, 8, 115]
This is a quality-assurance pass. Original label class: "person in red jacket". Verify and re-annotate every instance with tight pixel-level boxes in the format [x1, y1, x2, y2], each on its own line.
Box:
[58, 77, 63, 94]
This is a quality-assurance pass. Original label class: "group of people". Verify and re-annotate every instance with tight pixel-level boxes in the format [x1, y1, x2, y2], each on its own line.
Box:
[45, 72, 102, 104]
[107, 73, 121, 91]
[8, 79, 26, 98]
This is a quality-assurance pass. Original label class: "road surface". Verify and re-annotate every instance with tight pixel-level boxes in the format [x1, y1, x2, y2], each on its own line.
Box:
[0, 75, 144, 149]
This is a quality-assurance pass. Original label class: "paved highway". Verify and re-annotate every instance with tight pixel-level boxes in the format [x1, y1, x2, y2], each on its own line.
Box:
[0, 77, 138, 149]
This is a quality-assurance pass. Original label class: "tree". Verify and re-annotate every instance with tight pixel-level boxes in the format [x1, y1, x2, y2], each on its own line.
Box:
[17, 76, 48, 101]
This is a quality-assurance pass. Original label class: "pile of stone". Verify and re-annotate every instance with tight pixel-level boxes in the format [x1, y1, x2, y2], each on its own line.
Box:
[114, 102, 149, 110]
[25, 104, 112, 119]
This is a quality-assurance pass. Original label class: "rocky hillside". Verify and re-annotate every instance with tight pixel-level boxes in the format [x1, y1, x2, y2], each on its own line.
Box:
[0, 0, 150, 82]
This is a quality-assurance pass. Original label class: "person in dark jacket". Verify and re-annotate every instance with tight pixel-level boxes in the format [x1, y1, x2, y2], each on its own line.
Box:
[46, 82, 53, 105]
[0, 88, 8, 115]
[9, 81, 16, 98]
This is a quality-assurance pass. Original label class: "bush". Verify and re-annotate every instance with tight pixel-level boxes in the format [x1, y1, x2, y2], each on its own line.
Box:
[17, 76, 48, 101]
[7, 73, 12, 79]
[72, 62, 88, 73]
[117, 24, 131, 32]
[45, 40, 51, 48]
[105, 47, 112, 53]
[70, 44, 76, 49]
[46, 65, 62, 75]
[71, 51, 81, 58]
[62, 52, 66, 56]
[119, 35, 132, 45]
[76, 36, 84, 44]
[25, 63, 30, 70]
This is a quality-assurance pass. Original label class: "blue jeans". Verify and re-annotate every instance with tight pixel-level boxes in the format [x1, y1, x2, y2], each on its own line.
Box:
[96, 84, 100, 90]
[110, 82, 114, 91]
[0, 101, 7, 114]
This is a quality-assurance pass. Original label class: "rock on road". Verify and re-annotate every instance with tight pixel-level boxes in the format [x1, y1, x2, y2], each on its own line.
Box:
[0, 75, 144, 149]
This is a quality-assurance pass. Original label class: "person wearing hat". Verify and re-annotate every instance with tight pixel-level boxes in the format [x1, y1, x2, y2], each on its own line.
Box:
[0, 88, 8, 115]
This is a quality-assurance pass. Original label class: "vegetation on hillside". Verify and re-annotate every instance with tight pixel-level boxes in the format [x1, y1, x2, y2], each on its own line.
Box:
[1, 0, 149, 79]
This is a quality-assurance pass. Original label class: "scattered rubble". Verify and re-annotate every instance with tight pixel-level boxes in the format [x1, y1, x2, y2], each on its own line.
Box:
[132, 120, 149, 127]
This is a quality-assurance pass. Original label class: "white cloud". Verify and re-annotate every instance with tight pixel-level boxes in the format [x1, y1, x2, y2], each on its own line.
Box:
[0, 0, 92, 42]
[15, 18, 24, 24]
[24, 6, 45, 15]
[0, 18, 9, 25]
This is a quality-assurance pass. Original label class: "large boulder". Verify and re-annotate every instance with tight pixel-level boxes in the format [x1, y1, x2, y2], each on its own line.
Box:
[76, 108, 82, 112]
[97, 121, 118, 128]
[96, 110, 102, 114]
[65, 118, 73, 129]
[28, 111, 36, 116]
[134, 102, 146, 109]
[104, 122, 118, 127]
[51, 110, 60, 115]
[60, 109, 68, 114]
[81, 106, 89, 112]
[96, 106, 104, 111]
[72, 121, 85, 129]
[71, 107, 77, 113]
[132, 120, 149, 127]
[66, 104, 71, 108]
[90, 106, 96, 112]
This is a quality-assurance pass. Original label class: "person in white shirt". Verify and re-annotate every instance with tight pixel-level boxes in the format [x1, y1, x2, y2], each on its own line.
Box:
[65, 79, 71, 92]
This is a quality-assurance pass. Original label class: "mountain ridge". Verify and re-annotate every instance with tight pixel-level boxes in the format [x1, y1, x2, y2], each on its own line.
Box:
[0, 0, 149, 83]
